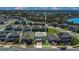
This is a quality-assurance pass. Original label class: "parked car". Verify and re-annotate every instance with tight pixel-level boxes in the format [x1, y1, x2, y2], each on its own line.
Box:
[60, 46, 67, 50]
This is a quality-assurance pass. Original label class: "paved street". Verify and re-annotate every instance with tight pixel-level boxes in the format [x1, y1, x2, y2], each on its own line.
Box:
[0, 48, 78, 51]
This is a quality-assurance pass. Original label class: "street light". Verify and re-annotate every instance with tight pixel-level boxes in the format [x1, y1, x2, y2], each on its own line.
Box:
[44, 12, 47, 32]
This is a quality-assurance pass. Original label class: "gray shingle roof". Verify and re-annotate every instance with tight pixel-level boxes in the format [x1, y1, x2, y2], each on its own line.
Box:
[48, 34, 60, 40]
[35, 32, 46, 38]
[59, 33, 71, 39]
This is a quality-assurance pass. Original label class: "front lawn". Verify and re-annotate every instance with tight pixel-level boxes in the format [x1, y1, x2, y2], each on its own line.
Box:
[0, 25, 6, 30]
[72, 37, 79, 45]
[48, 28, 61, 34]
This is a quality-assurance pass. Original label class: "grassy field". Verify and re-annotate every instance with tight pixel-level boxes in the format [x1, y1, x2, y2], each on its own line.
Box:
[72, 37, 79, 45]
[0, 25, 6, 30]
[48, 28, 61, 34]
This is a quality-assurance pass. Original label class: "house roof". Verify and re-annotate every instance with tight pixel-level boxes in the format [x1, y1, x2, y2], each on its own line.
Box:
[48, 34, 60, 40]
[59, 32, 72, 39]
[35, 32, 47, 38]
[22, 32, 34, 39]
[0, 31, 6, 36]
[7, 32, 20, 38]
[68, 26, 79, 30]
[5, 24, 13, 30]
[23, 26, 31, 31]
[13, 25, 22, 30]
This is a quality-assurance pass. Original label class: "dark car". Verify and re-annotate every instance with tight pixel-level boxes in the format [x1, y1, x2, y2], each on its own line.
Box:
[60, 47, 67, 50]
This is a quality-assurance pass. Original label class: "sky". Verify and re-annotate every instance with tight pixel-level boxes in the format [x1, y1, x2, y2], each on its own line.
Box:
[0, 7, 79, 10]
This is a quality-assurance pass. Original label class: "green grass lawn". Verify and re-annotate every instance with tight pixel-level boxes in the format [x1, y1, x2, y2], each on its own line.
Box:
[48, 28, 61, 34]
[43, 40, 51, 48]
[0, 25, 6, 30]
[72, 37, 79, 45]
[43, 44, 50, 48]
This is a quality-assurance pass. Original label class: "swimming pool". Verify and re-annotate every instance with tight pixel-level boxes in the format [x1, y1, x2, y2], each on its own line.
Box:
[67, 18, 79, 24]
